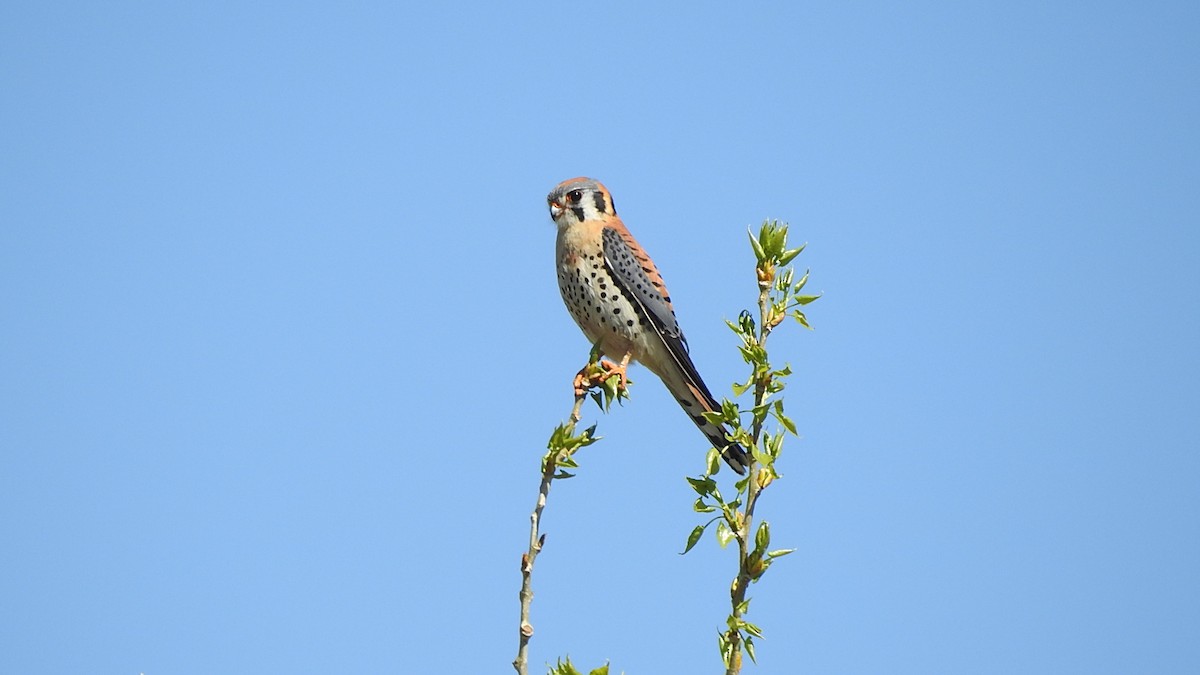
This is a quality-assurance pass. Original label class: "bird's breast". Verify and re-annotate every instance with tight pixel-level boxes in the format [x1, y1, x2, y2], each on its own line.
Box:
[556, 234, 655, 362]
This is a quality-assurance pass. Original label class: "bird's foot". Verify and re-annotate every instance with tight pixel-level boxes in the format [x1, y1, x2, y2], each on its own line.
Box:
[572, 358, 630, 396]
[597, 358, 630, 391]
[572, 354, 633, 419]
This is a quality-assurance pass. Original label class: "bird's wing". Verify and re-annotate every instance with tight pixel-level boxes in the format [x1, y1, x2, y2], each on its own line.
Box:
[600, 225, 719, 406]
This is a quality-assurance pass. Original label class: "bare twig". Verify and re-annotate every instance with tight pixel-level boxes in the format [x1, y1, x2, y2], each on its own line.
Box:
[514, 362, 615, 674]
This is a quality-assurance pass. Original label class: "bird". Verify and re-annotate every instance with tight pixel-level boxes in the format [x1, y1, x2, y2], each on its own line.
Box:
[547, 177, 749, 475]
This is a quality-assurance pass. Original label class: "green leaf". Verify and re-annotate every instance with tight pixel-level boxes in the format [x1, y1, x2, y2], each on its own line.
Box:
[751, 401, 770, 428]
[734, 472, 751, 493]
[547, 424, 565, 448]
[730, 427, 753, 448]
[681, 524, 706, 554]
[693, 497, 715, 513]
[737, 344, 756, 364]
[760, 221, 784, 258]
[765, 430, 784, 459]
[587, 664, 610, 675]
[793, 269, 810, 290]
[686, 476, 716, 496]
[795, 294, 821, 305]
[755, 520, 770, 553]
[751, 443, 772, 467]
[745, 636, 758, 664]
[791, 309, 812, 329]
[756, 222, 773, 255]
[710, 485, 725, 504]
[601, 377, 617, 408]
[779, 245, 805, 266]
[716, 520, 735, 548]
[720, 398, 739, 424]
[747, 228, 766, 261]
[742, 620, 765, 639]
[580, 424, 599, 445]
[773, 400, 798, 435]
[706, 447, 721, 476]
[549, 657, 583, 675]
[766, 548, 796, 559]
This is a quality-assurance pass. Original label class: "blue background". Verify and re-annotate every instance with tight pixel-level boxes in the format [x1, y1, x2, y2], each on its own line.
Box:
[3, 2, 1198, 673]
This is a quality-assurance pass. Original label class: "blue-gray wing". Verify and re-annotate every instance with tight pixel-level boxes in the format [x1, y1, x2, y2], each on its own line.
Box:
[600, 225, 749, 474]
[601, 226, 718, 402]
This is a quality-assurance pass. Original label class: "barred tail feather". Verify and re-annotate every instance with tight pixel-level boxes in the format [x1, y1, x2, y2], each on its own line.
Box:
[671, 383, 749, 476]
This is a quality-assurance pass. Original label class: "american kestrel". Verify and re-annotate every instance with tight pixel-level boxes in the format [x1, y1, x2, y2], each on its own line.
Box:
[547, 177, 749, 475]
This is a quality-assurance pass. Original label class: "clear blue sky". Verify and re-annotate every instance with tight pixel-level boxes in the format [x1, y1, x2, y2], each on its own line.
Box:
[3, 2, 1198, 673]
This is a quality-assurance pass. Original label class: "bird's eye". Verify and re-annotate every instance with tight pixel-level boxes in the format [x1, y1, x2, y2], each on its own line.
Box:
[567, 189, 583, 204]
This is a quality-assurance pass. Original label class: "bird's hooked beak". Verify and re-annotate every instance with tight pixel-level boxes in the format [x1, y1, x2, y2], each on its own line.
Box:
[548, 199, 564, 220]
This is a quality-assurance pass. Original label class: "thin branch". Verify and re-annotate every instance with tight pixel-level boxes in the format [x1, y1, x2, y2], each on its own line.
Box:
[515, 352, 627, 675]
[513, 394, 587, 675]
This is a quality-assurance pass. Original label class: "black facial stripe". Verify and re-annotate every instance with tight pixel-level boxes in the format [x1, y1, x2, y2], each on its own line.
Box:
[571, 207, 585, 221]
[593, 191, 606, 214]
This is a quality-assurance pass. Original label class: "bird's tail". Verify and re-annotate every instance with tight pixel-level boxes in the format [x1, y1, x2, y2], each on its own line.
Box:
[670, 384, 750, 475]
[698, 418, 750, 475]
[643, 352, 751, 475]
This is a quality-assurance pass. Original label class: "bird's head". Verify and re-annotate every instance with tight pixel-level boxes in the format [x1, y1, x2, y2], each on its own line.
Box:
[547, 177, 616, 227]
